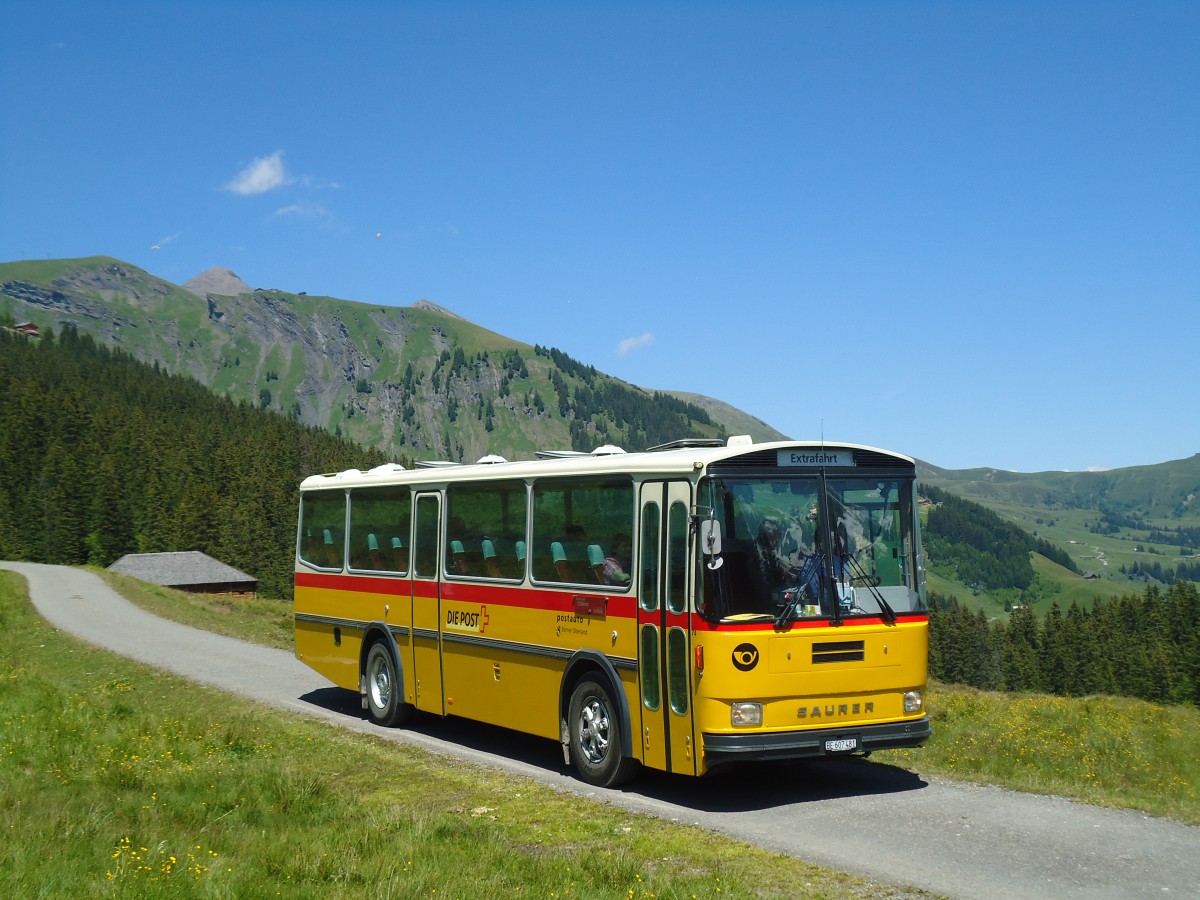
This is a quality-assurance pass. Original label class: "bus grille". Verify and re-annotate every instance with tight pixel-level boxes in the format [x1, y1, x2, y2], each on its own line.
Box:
[813, 640, 865, 663]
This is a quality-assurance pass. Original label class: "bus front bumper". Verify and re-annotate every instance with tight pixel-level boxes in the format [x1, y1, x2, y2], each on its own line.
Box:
[702, 717, 931, 769]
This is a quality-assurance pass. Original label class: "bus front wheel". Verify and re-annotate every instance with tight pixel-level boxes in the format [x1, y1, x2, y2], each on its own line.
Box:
[567, 677, 639, 787]
[364, 642, 413, 727]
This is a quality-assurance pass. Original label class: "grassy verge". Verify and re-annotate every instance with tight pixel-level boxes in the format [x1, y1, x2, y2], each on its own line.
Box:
[96, 569, 296, 651]
[100, 568, 1200, 826]
[2, 570, 924, 898]
[877, 683, 1200, 824]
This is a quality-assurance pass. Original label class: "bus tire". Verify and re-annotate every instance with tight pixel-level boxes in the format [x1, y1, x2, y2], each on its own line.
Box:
[364, 642, 413, 727]
[567, 676, 639, 787]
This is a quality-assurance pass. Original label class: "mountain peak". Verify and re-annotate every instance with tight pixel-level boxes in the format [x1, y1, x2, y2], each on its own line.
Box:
[411, 298, 465, 320]
[184, 267, 253, 298]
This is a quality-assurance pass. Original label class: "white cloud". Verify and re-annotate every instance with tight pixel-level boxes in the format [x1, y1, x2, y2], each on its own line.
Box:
[299, 175, 342, 190]
[149, 232, 180, 250]
[273, 202, 329, 219]
[617, 332, 654, 356]
[225, 150, 289, 195]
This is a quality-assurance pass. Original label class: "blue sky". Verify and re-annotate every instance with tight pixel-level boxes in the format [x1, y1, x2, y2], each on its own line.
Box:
[2, 1, 1196, 473]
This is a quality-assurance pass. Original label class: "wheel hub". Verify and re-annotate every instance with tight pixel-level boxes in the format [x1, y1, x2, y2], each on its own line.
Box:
[579, 698, 610, 763]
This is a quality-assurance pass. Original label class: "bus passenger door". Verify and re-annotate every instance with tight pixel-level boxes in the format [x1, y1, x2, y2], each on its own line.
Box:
[637, 481, 698, 776]
[411, 492, 445, 714]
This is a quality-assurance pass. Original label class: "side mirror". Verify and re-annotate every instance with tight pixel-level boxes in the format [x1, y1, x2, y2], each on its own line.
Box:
[700, 519, 724, 570]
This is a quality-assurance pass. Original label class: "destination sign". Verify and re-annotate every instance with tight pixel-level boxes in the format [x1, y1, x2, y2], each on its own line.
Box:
[777, 449, 855, 467]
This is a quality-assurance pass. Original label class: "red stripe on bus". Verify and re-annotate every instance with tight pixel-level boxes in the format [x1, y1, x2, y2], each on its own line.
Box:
[689, 612, 929, 632]
[294, 571, 637, 617]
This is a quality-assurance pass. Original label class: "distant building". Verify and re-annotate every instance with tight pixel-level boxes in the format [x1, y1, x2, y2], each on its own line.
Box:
[4, 322, 41, 338]
[107, 551, 257, 597]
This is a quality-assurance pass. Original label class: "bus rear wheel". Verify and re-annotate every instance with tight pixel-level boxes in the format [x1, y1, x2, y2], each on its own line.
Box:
[567, 676, 639, 787]
[365, 642, 413, 727]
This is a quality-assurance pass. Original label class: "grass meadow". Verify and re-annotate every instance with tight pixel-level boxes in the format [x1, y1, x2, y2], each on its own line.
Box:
[6, 569, 1198, 898]
[2, 570, 921, 899]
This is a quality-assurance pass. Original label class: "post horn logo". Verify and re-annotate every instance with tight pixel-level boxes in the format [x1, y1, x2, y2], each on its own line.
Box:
[732, 643, 759, 672]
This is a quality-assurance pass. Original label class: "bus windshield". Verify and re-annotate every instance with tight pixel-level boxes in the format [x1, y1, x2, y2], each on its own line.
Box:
[697, 475, 925, 624]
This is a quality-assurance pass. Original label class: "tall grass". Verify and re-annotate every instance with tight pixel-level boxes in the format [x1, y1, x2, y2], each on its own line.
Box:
[878, 681, 1200, 823]
[1, 570, 912, 898]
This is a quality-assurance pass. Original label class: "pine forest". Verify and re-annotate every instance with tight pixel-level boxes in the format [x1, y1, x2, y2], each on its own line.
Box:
[0, 325, 385, 597]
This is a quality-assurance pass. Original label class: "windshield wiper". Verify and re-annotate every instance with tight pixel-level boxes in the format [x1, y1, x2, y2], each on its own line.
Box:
[842, 552, 897, 624]
[774, 588, 801, 629]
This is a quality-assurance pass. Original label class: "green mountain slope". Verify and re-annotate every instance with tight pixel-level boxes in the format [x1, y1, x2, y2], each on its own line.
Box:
[1, 257, 749, 460]
[917, 455, 1200, 517]
[919, 455, 1200, 611]
[661, 390, 787, 443]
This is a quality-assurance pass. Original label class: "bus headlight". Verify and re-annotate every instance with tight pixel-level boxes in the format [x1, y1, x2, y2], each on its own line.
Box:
[731, 702, 762, 727]
[903, 690, 923, 713]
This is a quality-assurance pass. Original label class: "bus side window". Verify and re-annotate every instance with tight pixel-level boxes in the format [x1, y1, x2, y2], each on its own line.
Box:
[299, 489, 346, 570]
[446, 481, 527, 581]
[532, 477, 633, 587]
[348, 487, 411, 574]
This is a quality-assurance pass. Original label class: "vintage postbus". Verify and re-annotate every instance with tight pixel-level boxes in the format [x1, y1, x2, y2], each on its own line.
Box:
[294, 436, 931, 786]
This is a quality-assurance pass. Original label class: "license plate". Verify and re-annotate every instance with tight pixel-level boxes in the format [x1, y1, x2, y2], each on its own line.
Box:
[825, 738, 858, 753]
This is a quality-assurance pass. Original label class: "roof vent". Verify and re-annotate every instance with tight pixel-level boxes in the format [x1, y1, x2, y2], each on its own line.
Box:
[726, 435, 754, 447]
[476, 454, 508, 465]
[647, 438, 723, 451]
[367, 463, 407, 475]
[591, 444, 627, 456]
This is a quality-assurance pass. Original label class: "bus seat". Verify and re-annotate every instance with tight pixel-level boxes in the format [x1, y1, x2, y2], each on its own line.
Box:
[551, 541, 573, 581]
[587, 544, 606, 583]
[482, 538, 502, 578]
[451, 539, 470, 575]
[323, 528, 340, 567]
[367, 533, 384, 569]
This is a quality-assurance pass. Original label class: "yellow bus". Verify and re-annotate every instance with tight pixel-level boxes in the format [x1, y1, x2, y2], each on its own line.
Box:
[294, 436, 930, 786]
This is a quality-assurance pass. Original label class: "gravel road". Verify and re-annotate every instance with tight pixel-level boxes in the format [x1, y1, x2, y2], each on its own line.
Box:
[5, 561, 1198, 899]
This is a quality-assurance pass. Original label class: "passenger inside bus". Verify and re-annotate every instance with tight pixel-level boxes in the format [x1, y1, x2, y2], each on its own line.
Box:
[600, 533, 632, 585]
